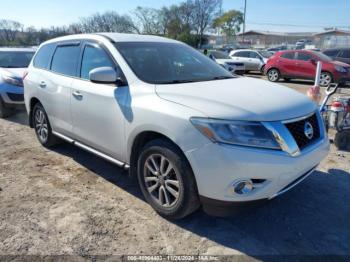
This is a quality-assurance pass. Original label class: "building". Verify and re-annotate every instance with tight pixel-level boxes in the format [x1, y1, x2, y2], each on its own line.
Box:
[314, 29, 350, 49]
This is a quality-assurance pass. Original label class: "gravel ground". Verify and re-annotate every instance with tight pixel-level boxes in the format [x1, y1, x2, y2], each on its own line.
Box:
[0, 81, 350, 259]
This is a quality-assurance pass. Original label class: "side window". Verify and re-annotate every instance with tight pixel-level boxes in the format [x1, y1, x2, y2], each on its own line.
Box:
[250, 52, 260, 59]
[323, 50, 339, 57]
[339, 50, 350, 58]
[80, 45, 115, 80]
[234, 51, 249, 58]
[296, 52, 313, 61]
[33, 44, 55, 69]
[51, 45, 80, 77]
[281, 52, 295, 60]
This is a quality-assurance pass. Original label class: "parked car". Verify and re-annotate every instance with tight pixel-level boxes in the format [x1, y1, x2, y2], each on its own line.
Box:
[208, 50, 245, 75]
[265, 50, 350, 86]
[229, 49, 273, 73]
[0, 48, 35, 118]
[24, 33, 329, 219]
[323, 48, 350, 65]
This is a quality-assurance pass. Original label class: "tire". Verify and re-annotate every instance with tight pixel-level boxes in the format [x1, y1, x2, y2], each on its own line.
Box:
[319, 72, 333, 87]
[137, 139, 200, 219]
[267, 68, 280, 82]
[0, 97, 15, 118]
[32, 103, 60, 147]
[334, 131, 350, 150]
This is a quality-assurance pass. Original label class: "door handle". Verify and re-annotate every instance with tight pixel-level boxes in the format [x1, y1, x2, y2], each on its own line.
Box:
[72, 91, 83, 100]
[39, 81, 46, 88]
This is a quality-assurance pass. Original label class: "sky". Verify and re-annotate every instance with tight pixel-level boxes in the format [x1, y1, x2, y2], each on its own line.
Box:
[0, 0, 349, 33]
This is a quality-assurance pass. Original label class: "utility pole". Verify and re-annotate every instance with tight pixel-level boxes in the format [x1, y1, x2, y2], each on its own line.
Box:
[242, 0, 247, 43]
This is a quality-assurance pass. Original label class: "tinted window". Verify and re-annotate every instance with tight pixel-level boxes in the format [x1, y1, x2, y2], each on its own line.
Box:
[209, 51, 230, 59]
[249, 52, 261, 59]
[234, 51, 250, 58]
[296, 52, 312, 61]
[340, 50, 350, 58]
[80, 45, 115, 80]
[323, 50, 339, 57]
[33, 44, 55, 69]
[281, 52, 295, 60]
[51, 45, 80, 76]
[115, 42, 233, 84]
[0, 51, 34, 68]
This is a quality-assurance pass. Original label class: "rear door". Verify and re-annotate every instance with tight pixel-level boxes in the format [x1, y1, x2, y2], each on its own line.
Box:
[248, 51, 263, 71]
[294, 51, 316, 79]
[39, 42, 81, 136]
[70, 41, 128, 161]
[231, 51, 251, 70]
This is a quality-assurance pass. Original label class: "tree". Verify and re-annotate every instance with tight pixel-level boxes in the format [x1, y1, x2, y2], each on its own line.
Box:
[134, 7, 163, 34]
[191, 0, 222, 47]
[0, 19, 23, 44]
[213, 10, 243, 41]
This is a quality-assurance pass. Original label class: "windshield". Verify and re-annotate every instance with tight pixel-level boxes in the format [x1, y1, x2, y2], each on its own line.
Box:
[259, 51, 273, 58]
[115, 42, 234, 84]
[210, 51, 231, 59]
[312, 51, 333, 62]
[0, 51, 34, 68]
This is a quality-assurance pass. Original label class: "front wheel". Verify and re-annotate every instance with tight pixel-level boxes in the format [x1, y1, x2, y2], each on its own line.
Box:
[267, 69, 280, 82]
[137, 139, 200, 219]
[319, 72, 333, 87]
[32, 103, 60, 147]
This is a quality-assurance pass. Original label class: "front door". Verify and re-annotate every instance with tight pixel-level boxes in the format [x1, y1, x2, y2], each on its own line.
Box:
[70, 42, 128, 161]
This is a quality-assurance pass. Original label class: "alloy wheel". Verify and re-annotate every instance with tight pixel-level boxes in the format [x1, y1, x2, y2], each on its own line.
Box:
[34, 108, 49, 143]
[268, 69, 279, 81]
[320, 73, 332, 87]
[143, 154, 181, 208]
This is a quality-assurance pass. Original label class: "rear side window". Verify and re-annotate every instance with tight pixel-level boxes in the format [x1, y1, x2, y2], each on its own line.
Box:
[281, 52, 295, 60]
[296, 52, 313, 61]
[339, 50, 350, 58]
[234, 51, 249, 58]
[249, 52, 260, 59]
[80, 45, 115, 80]
[323, 50, 339, 57]
[51, 45, 80, 77]
[33, 44, 55, 69]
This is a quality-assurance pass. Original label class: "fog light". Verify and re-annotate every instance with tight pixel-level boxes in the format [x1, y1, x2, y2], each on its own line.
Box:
[233, 180, 254, 195]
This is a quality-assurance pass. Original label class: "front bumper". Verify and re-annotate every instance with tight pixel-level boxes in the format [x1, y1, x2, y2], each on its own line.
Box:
[185, 134, 329, 206]
[0, 83, 24, 105]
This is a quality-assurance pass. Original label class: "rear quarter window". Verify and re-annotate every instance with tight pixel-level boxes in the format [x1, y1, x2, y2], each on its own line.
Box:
[33, 44, 56, 69]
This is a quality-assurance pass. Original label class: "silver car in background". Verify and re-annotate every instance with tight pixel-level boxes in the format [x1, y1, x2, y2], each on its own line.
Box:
[208, 50, 245, 75]
[0, 48, 35, 118]
[229, 49, 273, 73]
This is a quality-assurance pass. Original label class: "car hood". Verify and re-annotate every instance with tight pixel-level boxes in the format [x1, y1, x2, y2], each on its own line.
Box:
[155, 77, 317, 121]
[0, 68, 26, 78]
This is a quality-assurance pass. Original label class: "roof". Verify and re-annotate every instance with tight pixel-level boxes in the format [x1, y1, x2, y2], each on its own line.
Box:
[238, 30, 315, 37]
[0, 47, 36, 52]
[313, 29, 350, 36]
[42, 33, 180, 45]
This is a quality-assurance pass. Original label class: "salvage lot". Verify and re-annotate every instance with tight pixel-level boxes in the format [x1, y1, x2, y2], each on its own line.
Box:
[0, 77, 350, 257]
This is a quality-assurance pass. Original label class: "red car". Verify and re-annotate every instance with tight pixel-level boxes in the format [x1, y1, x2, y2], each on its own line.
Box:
[265, 50, 350, 87]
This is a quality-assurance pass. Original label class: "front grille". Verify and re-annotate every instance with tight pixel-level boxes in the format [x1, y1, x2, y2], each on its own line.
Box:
[285, 113, 320, 150]
[6, 93, 24, 102]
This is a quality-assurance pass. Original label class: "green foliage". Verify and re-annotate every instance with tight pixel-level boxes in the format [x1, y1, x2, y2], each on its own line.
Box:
[213, 10, 243, 37]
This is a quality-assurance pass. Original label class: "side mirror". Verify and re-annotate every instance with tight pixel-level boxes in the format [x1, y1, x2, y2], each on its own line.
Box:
[310, 59, 316, 64]
[89, 67, 119, 84]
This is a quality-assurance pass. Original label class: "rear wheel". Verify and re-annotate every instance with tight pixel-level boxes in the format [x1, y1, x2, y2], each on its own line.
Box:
[137, 139, 200, 219]
[32, 103, 60, 147]
[319, 72, 333, 87]
[267, 69, 280, 82]
[0, 98, 15, 118]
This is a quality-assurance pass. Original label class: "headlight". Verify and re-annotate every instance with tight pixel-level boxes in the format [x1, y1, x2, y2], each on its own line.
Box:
[190, 117, 280, 150]
[2, 75, 23, 87]
[335, 65, 347, 73]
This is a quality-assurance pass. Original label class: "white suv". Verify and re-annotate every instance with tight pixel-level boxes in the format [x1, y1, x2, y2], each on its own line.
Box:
[24, 33, 329, 219]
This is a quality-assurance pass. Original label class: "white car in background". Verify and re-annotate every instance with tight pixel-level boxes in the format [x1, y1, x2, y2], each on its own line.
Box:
[208, 50, 245, 75]
[229, 49, 273, 73]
